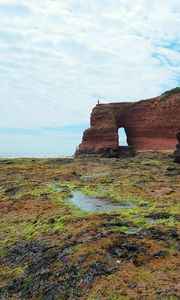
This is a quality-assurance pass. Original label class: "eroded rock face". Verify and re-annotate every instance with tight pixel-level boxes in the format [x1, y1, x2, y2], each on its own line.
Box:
[78, 88, 180, 154]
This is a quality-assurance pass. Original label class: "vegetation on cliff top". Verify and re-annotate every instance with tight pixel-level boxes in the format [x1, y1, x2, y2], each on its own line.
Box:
[161, 87, 180, 97]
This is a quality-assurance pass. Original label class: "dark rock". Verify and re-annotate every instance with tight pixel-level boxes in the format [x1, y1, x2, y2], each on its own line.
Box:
[40, 282, 66, 300]
[128, 281, 138, 289]
[4, 186, 22, 196]
[81, 262, 117, 285]
[0, 239, 118, 300]
[137, 228, 179, 241]
[173, 242, 180, 251]
[101, 221, 131, 228]
[71, 171, 79, 177]
[147, 213, 172, 219]
[6, 241, 50, 266]
[166, 167, 180, 176]
[173, 143, 180, 163]
[108, 238, 145, 261]
[150, 249, 168, 258]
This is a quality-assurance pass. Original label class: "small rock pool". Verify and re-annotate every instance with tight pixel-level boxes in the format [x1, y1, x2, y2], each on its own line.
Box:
[52, 186, 136, 212]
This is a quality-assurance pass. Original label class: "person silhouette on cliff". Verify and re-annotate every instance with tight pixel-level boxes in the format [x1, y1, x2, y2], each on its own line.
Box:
[176, 128, 180, 143]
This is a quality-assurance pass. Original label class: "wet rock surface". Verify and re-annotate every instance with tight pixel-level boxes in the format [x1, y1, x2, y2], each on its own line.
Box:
[0, 239, 119, 299]
[146, 212, 180, 222]
[1, 226, 179, 299]
[137, 228, 179, 241]
[0, 156, 180, 299]
[108, 238, 146, 263]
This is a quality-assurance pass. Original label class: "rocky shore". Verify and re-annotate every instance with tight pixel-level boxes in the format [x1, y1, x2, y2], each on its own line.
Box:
[0, 155, 179, 299]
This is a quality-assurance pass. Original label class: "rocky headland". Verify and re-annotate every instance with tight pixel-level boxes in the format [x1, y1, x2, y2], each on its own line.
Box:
[78, 88, 180, 156]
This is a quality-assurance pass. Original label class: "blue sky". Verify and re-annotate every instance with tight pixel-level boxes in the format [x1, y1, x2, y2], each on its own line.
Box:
[0, 0, 179, 156]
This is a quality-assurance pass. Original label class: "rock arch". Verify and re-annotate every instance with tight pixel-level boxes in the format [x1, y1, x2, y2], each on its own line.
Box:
[118, 127, 128, 146]
[77, 88, 180, 155]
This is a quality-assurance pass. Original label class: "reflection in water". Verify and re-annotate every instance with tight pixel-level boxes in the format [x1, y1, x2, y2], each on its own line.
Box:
[54, 186, 136, 212]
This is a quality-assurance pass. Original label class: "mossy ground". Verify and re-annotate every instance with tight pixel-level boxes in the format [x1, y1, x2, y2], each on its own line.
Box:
[0, 155, 179, 299]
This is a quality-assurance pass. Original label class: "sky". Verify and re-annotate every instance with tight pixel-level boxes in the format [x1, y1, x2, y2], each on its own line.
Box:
[0, 0, 180, 156]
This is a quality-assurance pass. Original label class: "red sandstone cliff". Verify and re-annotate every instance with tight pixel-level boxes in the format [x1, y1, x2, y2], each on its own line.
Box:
[79, 88, 180, 153]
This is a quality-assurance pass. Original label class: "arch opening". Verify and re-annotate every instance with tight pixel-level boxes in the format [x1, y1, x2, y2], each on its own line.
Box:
[118, 127, 128, 146]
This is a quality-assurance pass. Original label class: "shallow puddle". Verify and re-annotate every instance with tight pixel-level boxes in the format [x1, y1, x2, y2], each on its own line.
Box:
[80, 173, 106, 181]
[53, 186, 136, 212]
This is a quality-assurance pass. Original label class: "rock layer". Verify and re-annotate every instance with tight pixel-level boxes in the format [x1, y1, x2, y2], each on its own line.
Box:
[78, 88, 180, 153]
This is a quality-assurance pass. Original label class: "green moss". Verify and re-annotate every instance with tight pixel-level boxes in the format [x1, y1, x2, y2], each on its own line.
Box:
[164, 296, 179, 300]
[80, 186, 105, 197]
[30, 185, 53, 197]
[25, 216, 66, 237]
[115, 226, 141, 234]
[23, 278, 32, 291]
[108, 291, 130, 300]
[0, 266, 24, 279]
[0, 249, 5, 258]
[0, 220, 29, 248]
[133, 270, 154, 285]
[155, 217, 179, 228]
[168, 203, 180, 215]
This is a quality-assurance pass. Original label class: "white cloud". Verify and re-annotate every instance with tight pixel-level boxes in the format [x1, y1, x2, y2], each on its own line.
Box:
[0, 0, 179, 129]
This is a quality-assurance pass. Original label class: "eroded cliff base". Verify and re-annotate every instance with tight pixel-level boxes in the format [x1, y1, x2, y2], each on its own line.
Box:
[173, 143, 180, 164]
[75, 146, 136, 158]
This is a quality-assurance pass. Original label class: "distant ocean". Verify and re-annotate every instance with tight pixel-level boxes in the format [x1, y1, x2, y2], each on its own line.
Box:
[0, 153, 73, 158]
